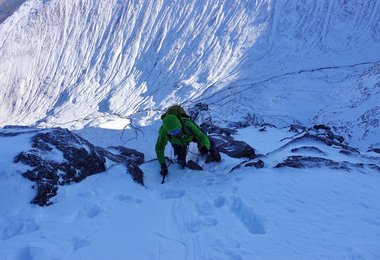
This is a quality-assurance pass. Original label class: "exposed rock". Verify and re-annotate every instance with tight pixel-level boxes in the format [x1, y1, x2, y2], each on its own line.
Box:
[368, 148, 380, 154]
[108, 146, 145, 165]
[209, 135, 234, 146]
[309, 125, 345, 144]
[217, 140, 256, 159]
[274, 156, 349, 170]
[355, 163, 380, 172]
[339, 149, 355, 156]
[125, 163, 145, 184]
[95, 147, 144, 186]
[280, 133, 358, 154]
[11, 127, 145, 206]
[14, 128, 106, 206]
[196, 122, 256, 160]
[245, 159, 265, 169]
[228, 113, 264, 129]
[188, 102, 209, 121]
[187, 160, 203, 170]
[200, 122, 236, 136]
[335, 135, 345, 143]
[289, 124, 307, 133]
[204, 151, 222, 163]
[313, 124, 331, 131]
[259, 124, 276, 132]
[261, 123, 277, 128]
[275, 156, 380, 173]
[291, 146, 326, 155]
[0, 125, 40, 137]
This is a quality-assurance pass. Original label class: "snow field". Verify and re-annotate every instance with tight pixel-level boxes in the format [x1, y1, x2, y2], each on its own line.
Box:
[1, 148, 380, 259]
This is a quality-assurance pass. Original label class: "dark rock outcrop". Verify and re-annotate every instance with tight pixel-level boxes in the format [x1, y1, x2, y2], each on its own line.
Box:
[310, 124, 345, 143]
[187, 160, 203, 170]
[14, 128, 106, 206]
[95, 146, 144, 185]
[200, 122, 256, 160]
[289, 124, 307, 133]
[245, 159, 265, 169]
[11, 127, 145, 206]
[217, 140, 256, 159]
[200, 122, 236, 136]
[313, 124, 331, 131]
[291, 146, 326, 155]
[188, 102, 209, 121]
[368, 148, 380, 154]
[275, 155, 380, 173]
[107, 146, 145, 165]
[274, 131, 358, 156]
[275, 156, 348, 170]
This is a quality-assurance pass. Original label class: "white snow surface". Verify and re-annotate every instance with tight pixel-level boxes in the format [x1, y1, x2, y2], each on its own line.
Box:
[1, 0, 380, 258]
[0, 0, 379, 149]
[1, 125, 380, 259]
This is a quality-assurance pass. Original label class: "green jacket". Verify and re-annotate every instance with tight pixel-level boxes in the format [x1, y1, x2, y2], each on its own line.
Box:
[155, 117, 210, 166]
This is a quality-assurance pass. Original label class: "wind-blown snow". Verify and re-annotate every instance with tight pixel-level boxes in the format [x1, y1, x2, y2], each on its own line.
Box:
[0, 0, 379, 148]
[0, 0, 264, 125]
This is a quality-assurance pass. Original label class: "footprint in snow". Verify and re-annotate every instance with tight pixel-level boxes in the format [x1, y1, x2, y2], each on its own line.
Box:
[196, 201, 215, 216]
[71, 236, 91, 252]
[185, 218, 219, 233]
[0, 219, 40, 240]
[230, 197, 265, 235]
[214, 196, 227, 208]
[116, 194, 143, 203]
[160, 188, 186, 199]
[78, 205, 102, 219]
[204, 178, 214, 186]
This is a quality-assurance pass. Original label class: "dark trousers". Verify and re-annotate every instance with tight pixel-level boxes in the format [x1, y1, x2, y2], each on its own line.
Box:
[171, 137, 219, 163]
[172, 144, 187, 163]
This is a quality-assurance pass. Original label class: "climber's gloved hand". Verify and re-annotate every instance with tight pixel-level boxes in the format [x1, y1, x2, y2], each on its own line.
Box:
[160, 164, 168, 176]
[199, 146, 209, 155]
[211, 148, 221, 162]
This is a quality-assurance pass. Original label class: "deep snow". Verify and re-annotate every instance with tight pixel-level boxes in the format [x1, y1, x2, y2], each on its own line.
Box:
[1, 125, 380, 259]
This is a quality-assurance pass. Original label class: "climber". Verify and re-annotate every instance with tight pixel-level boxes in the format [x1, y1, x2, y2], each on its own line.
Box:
[155, 105, 221, 178]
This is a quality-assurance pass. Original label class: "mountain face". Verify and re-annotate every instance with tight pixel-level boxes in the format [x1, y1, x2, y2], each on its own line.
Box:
[0, 0, 379, 149]
[0, 0, 26, 23]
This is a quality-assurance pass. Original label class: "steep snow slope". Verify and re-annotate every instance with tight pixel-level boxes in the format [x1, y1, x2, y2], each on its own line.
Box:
[0, 0, 265, 125]
[0, 0, 379, 148]
[0, 0, 26, 23]
[1, 125, 380, 259]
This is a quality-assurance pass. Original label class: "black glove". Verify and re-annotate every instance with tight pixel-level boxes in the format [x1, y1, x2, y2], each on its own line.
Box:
[211, 148, 221, 162]
[160, 164, 168, 176]
[199, 146, 209, 155]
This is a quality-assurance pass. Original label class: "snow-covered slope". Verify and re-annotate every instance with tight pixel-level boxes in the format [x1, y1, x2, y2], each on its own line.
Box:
[0, 0, 266, 126]
[1, 124, 380, 259]
[0, 0, 379, 148]
[0, 0, 26, 23]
